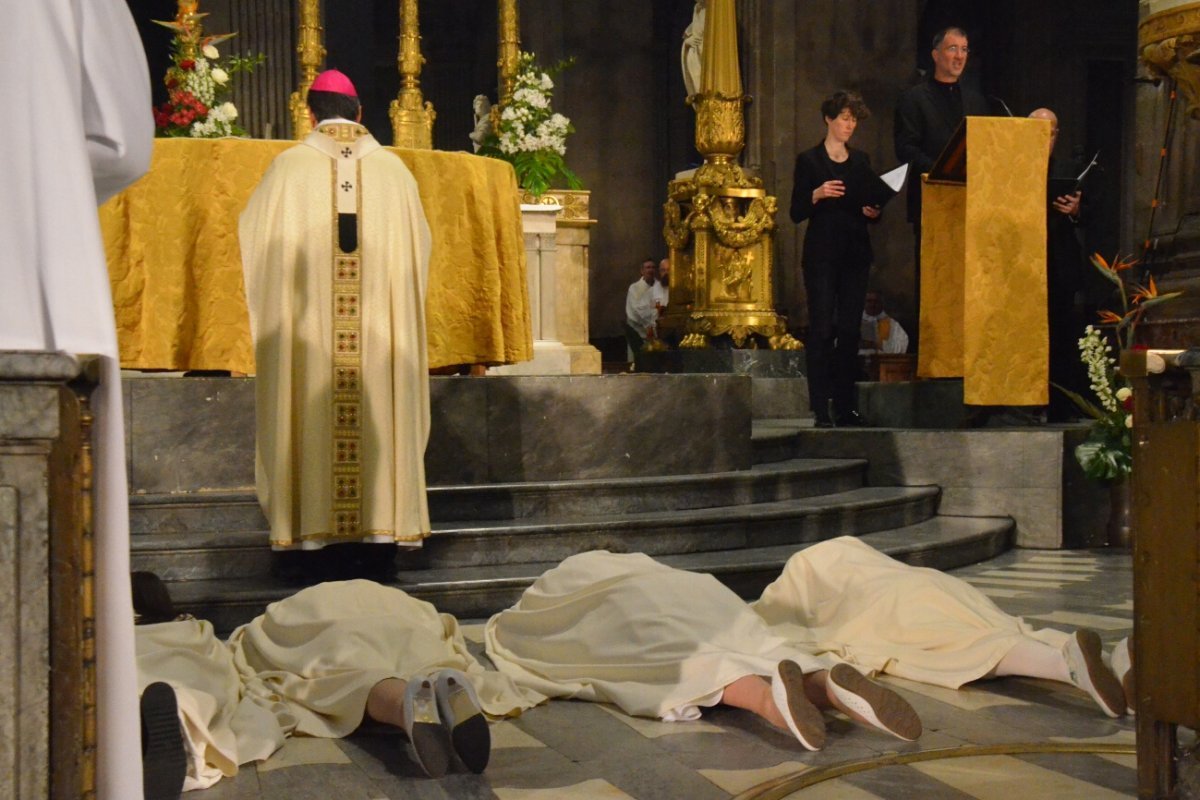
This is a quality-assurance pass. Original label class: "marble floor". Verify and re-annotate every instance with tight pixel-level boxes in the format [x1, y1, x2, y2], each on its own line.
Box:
[183, 548, 1144, 800]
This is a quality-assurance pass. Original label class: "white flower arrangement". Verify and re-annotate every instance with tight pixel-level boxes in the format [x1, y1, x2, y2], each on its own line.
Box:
[478, 51, 582, 196]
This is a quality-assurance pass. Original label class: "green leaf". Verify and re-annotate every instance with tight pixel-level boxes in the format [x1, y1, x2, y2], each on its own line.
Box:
[1050, 383, 1105, 420]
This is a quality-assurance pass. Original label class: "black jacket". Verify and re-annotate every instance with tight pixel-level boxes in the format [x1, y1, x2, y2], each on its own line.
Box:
[894, 77, 990, 223]
[790, 143, 875, 267]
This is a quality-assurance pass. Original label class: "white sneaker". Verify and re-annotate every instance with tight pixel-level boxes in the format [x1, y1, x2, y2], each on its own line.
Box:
[827, 663, 922, 741]
[1063, 630, 1126, 717]
[1110, 636, 1135, 714]
[771, 660, 826, 751]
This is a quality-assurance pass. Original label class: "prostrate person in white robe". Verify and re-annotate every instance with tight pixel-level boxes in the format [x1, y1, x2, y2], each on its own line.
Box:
[752, 536, 1131, 717]
[0, 2, 153, 798]
[239, 69, 433, 556]
[485, 550, 922, 751]
[228, 579, 545, 778]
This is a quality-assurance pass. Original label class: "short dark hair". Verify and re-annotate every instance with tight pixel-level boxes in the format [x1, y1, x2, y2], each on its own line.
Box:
[932, 26, 969, 49]
[821, 90, 870, 122]
[307, 89, 361, 123]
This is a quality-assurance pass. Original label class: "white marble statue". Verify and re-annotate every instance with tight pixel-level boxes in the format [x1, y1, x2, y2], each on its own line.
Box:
[469, 94, 493, 152]
[681, 0, 706, 97]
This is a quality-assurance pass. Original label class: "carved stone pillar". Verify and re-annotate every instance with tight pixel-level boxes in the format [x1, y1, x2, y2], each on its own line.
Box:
[0, 351, 94, 800]
[390, 0, 436, 149]
[1136, 1, 1200, 346]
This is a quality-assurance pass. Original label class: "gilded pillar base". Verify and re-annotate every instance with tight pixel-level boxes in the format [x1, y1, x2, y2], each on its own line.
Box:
[389, 94, 436, 150]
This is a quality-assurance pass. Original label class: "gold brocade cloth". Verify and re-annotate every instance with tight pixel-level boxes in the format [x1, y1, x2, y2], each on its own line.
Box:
[917, 117, 1049, 406]
[100, 138, 532, 372]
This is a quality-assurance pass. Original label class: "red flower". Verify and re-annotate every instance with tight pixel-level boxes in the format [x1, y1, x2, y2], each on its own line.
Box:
[179, 59, 195, 70]
[1131, 344, 1149, 351]
[1122, 395, 1134, 412]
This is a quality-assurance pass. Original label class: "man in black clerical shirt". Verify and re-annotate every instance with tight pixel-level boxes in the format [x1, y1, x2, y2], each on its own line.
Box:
[894, 26, 991, 327]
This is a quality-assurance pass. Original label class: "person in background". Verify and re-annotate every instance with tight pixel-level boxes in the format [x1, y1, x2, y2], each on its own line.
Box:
[625, 258, 660, 360]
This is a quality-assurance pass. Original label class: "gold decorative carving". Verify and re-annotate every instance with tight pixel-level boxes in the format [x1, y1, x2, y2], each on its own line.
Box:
[497, 0, 521, 111]
[390, 0, 436, 149]
[1140, 3, 1200, 117]
[679, 332, 710, 349]
[716, 244, 754, 301]
[519, 189, 595, 225]
[691, 92, 748, 160]
[289, 0, 326, 139]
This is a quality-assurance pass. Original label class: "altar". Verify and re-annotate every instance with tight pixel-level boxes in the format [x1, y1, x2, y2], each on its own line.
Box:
[100, 139, 533, 373]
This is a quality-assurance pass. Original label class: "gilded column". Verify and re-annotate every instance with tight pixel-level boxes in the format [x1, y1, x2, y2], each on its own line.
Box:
[289, 0, 326, 139]
[659, 0, 799, 350]
[390, 0, 436, 149]
[497, 0, 521, 109]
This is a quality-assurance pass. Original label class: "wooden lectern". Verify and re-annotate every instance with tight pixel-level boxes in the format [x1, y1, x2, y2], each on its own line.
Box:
[917, 116, 1050, 406]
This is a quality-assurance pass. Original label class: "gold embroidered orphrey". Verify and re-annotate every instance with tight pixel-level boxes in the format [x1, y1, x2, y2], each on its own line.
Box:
[318, 122, 368, 541]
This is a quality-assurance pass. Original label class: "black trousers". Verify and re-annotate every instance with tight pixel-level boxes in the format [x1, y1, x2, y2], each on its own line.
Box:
[803, 253, 871, 421]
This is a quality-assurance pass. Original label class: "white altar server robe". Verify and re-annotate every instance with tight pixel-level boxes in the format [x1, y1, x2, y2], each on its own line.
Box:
[0, 2, 153, 798]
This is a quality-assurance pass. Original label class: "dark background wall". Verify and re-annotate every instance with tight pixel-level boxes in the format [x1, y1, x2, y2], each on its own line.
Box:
[126, 0, 1140, 348]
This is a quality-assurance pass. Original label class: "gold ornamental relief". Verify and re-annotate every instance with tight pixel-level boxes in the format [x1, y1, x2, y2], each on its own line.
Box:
[1139, 2, 1200, 44]
[692, 93, 747, 157]
[707, 194, 778, 250]
[715, 244, 755, 302]
[663, 199, 693, 249]
[1140, 3, 1200, 115]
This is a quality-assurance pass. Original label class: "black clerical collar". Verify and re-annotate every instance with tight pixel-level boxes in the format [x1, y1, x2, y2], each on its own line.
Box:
[931, 78, 961, 93]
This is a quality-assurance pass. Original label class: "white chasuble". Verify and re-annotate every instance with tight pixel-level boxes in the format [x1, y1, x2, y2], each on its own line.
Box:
[752, 537, 1069, 689]
[239, 123, 432, 549]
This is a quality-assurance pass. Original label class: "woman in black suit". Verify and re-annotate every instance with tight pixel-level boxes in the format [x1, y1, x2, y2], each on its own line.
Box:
[790, 91, 880, 427]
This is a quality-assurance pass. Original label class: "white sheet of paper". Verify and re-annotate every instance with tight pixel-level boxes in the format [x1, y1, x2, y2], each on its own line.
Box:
[881, 164, 909, 193]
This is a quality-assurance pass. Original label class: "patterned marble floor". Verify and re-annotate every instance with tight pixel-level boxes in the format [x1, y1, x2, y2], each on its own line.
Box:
[186, 548, 1138, 800]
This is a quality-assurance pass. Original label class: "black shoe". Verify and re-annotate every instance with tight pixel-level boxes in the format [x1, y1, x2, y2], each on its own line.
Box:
[141, 682, 186, 800]
[836, 409, 866, 427]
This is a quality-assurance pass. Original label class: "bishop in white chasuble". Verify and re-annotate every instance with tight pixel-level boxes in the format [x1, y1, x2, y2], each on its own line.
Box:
[240, 73, 432, 550]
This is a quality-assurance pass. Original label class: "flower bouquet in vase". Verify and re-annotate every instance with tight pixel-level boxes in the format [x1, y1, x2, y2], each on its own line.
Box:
[1057, 253, 1181, 482]
[476, 51, 583, 197]
[152, 2, 264, 138]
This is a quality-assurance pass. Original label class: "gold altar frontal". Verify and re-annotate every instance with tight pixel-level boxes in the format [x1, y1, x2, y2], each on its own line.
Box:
[100, 138, 532, 373]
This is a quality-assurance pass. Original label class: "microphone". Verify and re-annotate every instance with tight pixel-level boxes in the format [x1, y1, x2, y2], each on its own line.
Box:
[989, 95, 1015, 117]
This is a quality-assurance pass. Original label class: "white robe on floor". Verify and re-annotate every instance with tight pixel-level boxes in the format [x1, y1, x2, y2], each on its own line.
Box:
[484, 551, 837, 721]
[752, 536, 1069, 689]
[0, 2, 153, 797]
[136, 619, 292, 791]
[228, 580, 544, 737]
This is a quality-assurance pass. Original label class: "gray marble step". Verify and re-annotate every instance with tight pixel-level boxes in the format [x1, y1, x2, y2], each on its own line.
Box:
[167, 516, 1013, 633]
[131, 484, 940, 579]
[128, 458, 866, 535]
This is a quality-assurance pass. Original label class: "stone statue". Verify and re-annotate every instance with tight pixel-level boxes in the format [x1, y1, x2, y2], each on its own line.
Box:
[469, 94, 492, 152]
[681, 0, 705, 97]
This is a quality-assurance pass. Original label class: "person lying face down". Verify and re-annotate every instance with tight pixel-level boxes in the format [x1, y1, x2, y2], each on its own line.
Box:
[484, 550, 922, 751]
[132, 572, 544, 795]
[751, 536, 1133, 718]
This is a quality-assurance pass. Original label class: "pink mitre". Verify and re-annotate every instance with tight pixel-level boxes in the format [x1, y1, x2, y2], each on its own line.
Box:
[311, 69, 358, 98]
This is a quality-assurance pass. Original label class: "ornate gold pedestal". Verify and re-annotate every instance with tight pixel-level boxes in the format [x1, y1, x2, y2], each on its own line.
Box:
[660, 93, 800, 351]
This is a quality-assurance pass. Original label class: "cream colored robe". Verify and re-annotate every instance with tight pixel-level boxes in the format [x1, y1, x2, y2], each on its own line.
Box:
[228, 581, 544, 738]
[136, 619, 292, 791]
[239, 122, 432, 549]
[752, 536, 1069, 689]
[484, 551, 836, 721]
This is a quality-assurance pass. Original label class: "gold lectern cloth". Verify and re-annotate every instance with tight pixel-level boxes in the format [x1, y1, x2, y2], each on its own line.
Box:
[917, 116, 1049, 406]
[100, 139, 532, 373]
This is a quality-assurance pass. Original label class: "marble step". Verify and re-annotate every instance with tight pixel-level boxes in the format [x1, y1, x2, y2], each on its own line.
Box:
[131, 485, 940, 579]
[128, 458, 867, 535]
[167, 516, 1013, 633]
